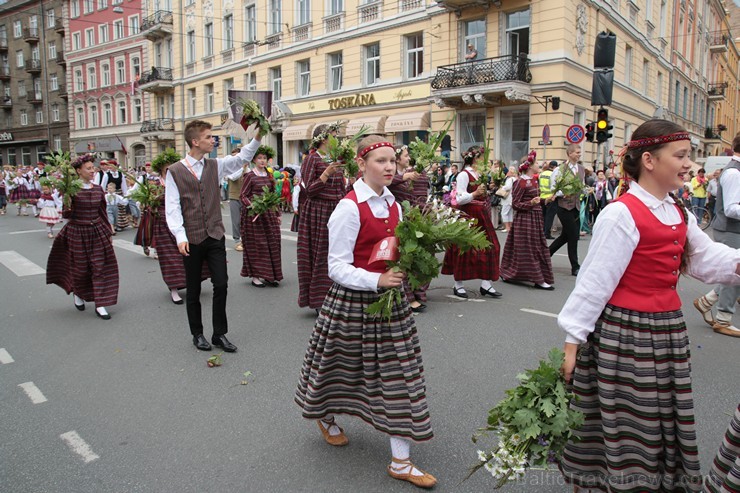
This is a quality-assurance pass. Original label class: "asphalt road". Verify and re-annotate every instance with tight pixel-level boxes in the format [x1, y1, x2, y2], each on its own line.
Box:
[0, 208, 737, 493]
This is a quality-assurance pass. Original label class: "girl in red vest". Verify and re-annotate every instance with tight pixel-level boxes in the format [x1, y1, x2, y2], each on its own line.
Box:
[295, 135, 436, 489]
[559, 120, 740, 492]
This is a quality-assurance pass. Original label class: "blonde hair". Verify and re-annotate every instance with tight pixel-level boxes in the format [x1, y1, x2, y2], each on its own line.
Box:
[356, 134, 389, 156]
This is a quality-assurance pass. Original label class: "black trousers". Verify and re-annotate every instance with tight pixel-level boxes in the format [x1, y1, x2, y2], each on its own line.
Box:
[182, 236, 228, 337]
[548, 206, 580, 270]
[542, 201, 558, 237]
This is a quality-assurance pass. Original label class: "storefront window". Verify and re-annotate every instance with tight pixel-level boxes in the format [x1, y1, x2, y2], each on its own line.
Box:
[22, 147, 32, 166]
[7, 148, 16, 165]
[497, 107, 529, 166]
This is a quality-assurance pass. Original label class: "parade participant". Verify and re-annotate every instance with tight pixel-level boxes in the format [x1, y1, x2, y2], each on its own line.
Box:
[0, 172, 7, 215]
[102, 160, 130, 231]
[559, 120, 740, 492]
[500, 166, 517, 232]
[291, 175, 300, 229]
[47, 154, 119, 320]
[280, 171, 292, 211]
[105, 183, 129, 234]
[297, 124, 345, 312]
[124, 176, 141, 228]
[703, 403, 740, 493]
[539, 160, 557, 239]
[33, 161, 47, 178]
[9, 168, 29, 216]
[240, 145, 283, 288]
[133, 175, 158, 256]
[27, 173, 41, 217]
[693, 133, 740, 338]
[37, 183, 62, 238]
[225, 151, 247, 252]
[549, 144, 585, 276]
[690, 168, 708, 219]
[706, 169, 720, 217]
[500, 157, 554, 290]
[93, 160, 108, 186]
[165, 120, 262, 352]
[442, 146, 502, 299]
[295, 135, 436, 489]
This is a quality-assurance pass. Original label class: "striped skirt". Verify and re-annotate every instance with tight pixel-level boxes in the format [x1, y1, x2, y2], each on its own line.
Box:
[295, 283, 433, 442]
[705, 403, 740, 493]
[134, 209, 154, 248]
[152, 213, 187, 290]
[240, 209, 283, 282]
[559, 304, 702, 492]
[9, 186, 30, 203]
[297, 197, 338, 309]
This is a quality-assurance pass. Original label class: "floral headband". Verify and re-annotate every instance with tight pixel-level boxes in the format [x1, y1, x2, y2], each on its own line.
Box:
[311, 121, 345, 148]
[358, 142, 395, 159]
[72, 153, 96, 168]
[394, 145, 408, 156]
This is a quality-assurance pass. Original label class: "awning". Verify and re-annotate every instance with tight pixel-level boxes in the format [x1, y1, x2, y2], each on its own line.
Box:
[345, 116, 387, 135]
[0, 138, 47, 146]
[384, 111, 430, 133]
[282, 123, 315, 141]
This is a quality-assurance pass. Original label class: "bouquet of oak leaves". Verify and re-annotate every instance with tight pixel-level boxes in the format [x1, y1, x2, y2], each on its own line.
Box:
[323, 125, 370, 179]
[365, 197, 490, 321]
[44, 151, 85, 209]
[238, 99, 272, 136]
[552, 166, 590, 198]
[408, 118, 454, 174]
[246, 185, 283, 221]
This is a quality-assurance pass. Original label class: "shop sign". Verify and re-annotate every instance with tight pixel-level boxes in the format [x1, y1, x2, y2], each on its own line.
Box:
[0, 132, 13, 142]
[328, 93, 376, 110]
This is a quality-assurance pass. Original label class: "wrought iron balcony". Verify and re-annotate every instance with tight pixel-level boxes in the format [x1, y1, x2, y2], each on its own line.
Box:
[25, 59, 42, 73]
[0, 36, 8, 52]
[54, 18, 65, 34]
[56, 51, 66, 65]
[0, 97, 11, 108]
[0, 66, 10, 80]
[138, 67, 174, 93]
[709, 33, 729, 53]
[431, 55, 531, 89]
[23, 27, 39, 43]
[140, 118, 176, 140]
[141, 10, 173, 41]
[26, 92, 43, 104]
[435, 0, 501, 11]
[58, 84, 68, 98]
[704, 126, 725, 140]
[707, 82, 727, 101]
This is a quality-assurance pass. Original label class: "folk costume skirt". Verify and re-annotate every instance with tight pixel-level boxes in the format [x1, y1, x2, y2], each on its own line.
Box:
[441, 200, 500, 281]
[134, 209, 154, 248]
[38, 207, 61, 225]
[500, 206, 554, 285]
[704, 403, 740, 493]
[559, 304, 702, 492]
[297, 196, 339, 309]
[240, 209, 283, 282]
[295, 283, 433, 442]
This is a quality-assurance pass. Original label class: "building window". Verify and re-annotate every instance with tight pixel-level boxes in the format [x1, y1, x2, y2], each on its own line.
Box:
[659, 0, 666, 37]
[405, 33, 423, 79]
[116, 60, 125, 84]
[223, 15, 234, 50]
[364, 43, 380, 86]
[223, 78, 234, 106]
[330, 0, 343, 15]
[117, 100, 126, 124]
[13, 21, 22, 38]
[133, 98, 142, 122]
[73, 32, 81, 50]
[269, 0, 281, 35]
[297, 60, 310, 96]
[129, 15, 139, 35]
[113, 20, 124, 39]
[76, 107, 85, 128]
[506, 9, 530, 57]
[31, 46, 40, 61]
[682, 87, 688, 118]
[205, 84, 214, 112]
[624, 123, 633, 145]
[692, 91, 698, 123]
[297, 0, 310, 25]
[245, 72, 257, 90]
[50, 73, 59, 90]
[103, 102, 112, 125]
[204, 23, 214, 57]
[99, 24, 109, 43]
[187, 31, 196, 63]
[83, 0, 94, 12]
[463, 19, 486, 60]
[87, 65, 96, 89]
[71, 1, 80, 18]
[188, 88, 196, 116]
[89, 105, 98, 127]
[674, 81, 680, 114]
[85, 28, 94, 47]
[642, 59, 649, 95]
[624, 46, 633, 85]
[20, 109, 28, 125]
[328, 52, 342, 91]
[22, 147, 31, 165]
[36, 109, 43, 124]
[75, 69, 83, 91]
[47, 10, 56, 28]
[155, 42, 163, 67]
[18, 80, 26, 97]
[98, 0, 107, 10]
[497, 108, 530, 166]
[48, 41, 57, 59]
[7, 149, 16, 165]
[16, 50, 24, 68]
[645, 0, 653, 21]
[245, 5, 256, 42]
[52, 103, 60, 121]
[101, 63, 110, 86]
[656, 71, 663, 104]
[33, 77, 41, 97]
[131, 56, 140, 77]
[53, 135, 62, 151]
[270, 67, 282, 100]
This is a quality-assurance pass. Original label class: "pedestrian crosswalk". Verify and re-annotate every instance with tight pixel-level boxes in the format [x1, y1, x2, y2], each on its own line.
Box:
[0, 251, 46, 276]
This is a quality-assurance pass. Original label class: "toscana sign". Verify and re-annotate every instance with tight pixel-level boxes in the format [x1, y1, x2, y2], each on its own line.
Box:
[328, 93, 376, 110]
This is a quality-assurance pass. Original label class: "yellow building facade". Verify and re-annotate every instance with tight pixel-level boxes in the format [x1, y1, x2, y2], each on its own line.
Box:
[138, 0, 738, 167]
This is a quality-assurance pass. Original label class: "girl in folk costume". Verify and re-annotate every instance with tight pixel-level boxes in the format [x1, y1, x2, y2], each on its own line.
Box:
[133, 174, 159, 257]
[37, 183, 62, 238]
[46, 154, 119, 320]
[442, 146, 503, 299]
[9, 168, 31, 216]
[559, 120, 740, 493]
[27, 172, 41, 217]
[105, 182, 129, 234]
[704, 403, 740, 493]
[280, 171, 292, 211]
[291, 175, 301, 227]
[295, 135, 436, 489]
[500, 153, 555, 290]
[297, 124, 346, 311]
[0, 170, 7, 215]
[102, 159, 130, 230]
[239, 145, 283, 287]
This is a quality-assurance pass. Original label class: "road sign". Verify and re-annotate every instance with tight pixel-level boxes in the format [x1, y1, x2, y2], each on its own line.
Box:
[566, 124, 586, 144]
[538, 140, 552, 146]
[542, 124, 551, 143]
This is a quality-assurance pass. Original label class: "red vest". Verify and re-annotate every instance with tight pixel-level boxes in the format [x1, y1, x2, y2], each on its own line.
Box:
[608, 193, 687, 312]
[345, 190, 399, 274]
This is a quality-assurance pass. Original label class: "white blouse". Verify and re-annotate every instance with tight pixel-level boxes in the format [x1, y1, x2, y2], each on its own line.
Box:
[327, 179, 402, 292]
[559, 181, 740, 344]
[455, 167, 478, 206]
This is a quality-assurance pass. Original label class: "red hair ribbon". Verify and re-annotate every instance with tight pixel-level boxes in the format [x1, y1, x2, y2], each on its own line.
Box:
[358, 142, 395, 159]
[626, 132, 690, 149]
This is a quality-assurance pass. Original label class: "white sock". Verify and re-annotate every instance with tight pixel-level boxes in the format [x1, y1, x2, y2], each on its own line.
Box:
[47, 225, 53, 234]
[170, 289, 182, 302]
[74, 294, 84, 305]
[319, 415, 342, 436]
[389, 437, 423, 476]
[716, 311, 738, 326]
[454, 281, 465, 290]
[96, 307, 108, 316]
[481, 280, 495, 291]
[32, 205, 38, 215]
[705, 289, 719, 304]
[252, 277, 264, 285]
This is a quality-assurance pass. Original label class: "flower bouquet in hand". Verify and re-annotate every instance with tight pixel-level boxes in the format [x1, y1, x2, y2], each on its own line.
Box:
[246, 185, 284, 221]
[552, 167, 586, 198]
[468, 348, 584, 488]
[237, 98, 272, 135]
[472, 135, 494, 187]
[323, 125, 370, 179]
[126, 148, 178, 211]
[366, 197, 491, 321]
[408, 117, 454, 174]
[45, 154, 89, 209]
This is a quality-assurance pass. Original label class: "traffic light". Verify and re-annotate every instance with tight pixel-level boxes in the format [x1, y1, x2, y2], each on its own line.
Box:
[596, 108, 613, 143]
[550, 97, 560, 111]
[585, 122, 595, 143]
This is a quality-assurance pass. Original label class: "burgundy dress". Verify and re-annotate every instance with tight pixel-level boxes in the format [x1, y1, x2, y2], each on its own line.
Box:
[442, 169, 501, 281]
[297, 152, 347, 309]
[46, 185, 119, 306]
[500, 176, 554, 285]
[240, 171, 283, 282]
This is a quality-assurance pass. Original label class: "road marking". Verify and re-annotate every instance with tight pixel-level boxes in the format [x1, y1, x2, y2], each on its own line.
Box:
[520, 308, 559, 318]
[112, 239, 146, 256]
[60, 431, 100, 463]
[18, 382, 48, 404]
[281, 235, 297, 242]
[0, 251, 46, 276]
[444, 294, 486, 303]
[0, 348, 14, 364]
[8, 228, 49, 235]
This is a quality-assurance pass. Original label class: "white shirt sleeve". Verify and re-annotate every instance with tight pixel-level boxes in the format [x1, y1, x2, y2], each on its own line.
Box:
[225, 167, 246, 182]
[684, 212, 740, 285]
[165, 169, 187, 245]
[217, 138, 261, 179]
[455, 170, 474, 206]
[327, 199, 383, 292]
[292, 185, 300, 211]
[52, 191, 62, 209]
[558, 202, 638, 344]
[550, 167, 564, 197]
[720, 168, 740, 220]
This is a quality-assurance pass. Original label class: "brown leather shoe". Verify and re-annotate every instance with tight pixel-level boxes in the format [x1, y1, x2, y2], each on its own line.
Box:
[693, 296, 715, 327]
[387, 458, 437, 488]
[317, 419, 348, 446]
[713, 321, 740, 338]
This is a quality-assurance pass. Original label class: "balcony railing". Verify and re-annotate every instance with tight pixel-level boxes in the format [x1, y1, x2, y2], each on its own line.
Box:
[138, 67, 174, 93]
[56, 51, 66, 65]
[140, 118, 175, 134]
[26, 92, 43, 103]
[25, 59, 42, 73]
[141, 10, 173, 40]
[266, 33, 282, 50]
[54, 18, 65, 33]
[23, 27, 39, 42]
[323, 12, 344, 34]
[431, 55, 532, 90]
[399, 0, 423, 11]
[58, 84, 68, 98]
[358, 0, 382, 23]
[704, 126, 725, 140]
[707, 82, 728, 100]
[709, 34, 729, 53]
[292, 23, 311, 43]
[0, 37, 8, 51]
[0, 66, 10, 79]
[0, 97, 11, 108]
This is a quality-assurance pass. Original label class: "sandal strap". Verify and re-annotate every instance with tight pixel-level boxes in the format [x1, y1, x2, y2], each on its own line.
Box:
[390, 458, 414, 471]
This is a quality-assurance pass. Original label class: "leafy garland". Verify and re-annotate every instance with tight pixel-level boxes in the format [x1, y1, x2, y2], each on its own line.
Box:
[44, 153, 88, 209]
[366, 197, 491, 321]
[323, 125, 370, 179]
[408, 117, 454, 173]
[150, 148, 182, 175]
[468, 348, 584, 488]
[246, 185, 284, 219]
[238, 99, 272, 135]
